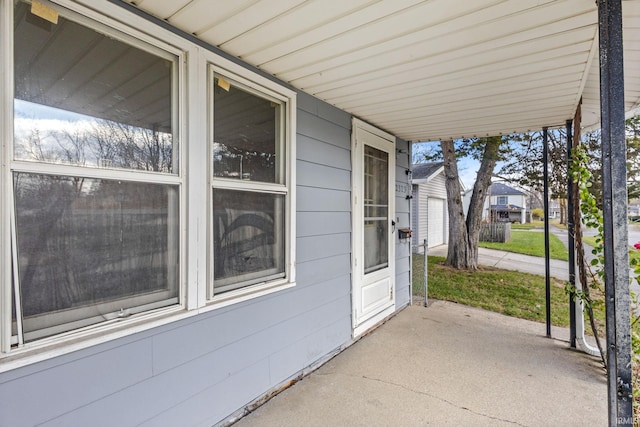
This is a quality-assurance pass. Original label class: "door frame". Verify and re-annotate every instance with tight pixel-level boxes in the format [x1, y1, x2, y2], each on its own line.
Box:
[351, 118, 396, 338]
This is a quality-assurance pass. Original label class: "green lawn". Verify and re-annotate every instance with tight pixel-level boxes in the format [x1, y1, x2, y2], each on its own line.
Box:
[412, 255, 574, 327]
[479, 230, 569, 261]
[551, 221, 567, 230]
[511, 221, 544, 230]
[582, 235, 640, 267]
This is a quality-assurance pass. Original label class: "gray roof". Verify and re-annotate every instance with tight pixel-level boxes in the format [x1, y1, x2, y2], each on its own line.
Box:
[412, 162, 443, 180]
[490, 182, 525, 196]
[490, 204, 524, 212]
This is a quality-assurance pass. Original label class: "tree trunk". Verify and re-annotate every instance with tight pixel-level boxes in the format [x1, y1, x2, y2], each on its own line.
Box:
[442, 139, 469, 268]
[442, 137, 501, 269]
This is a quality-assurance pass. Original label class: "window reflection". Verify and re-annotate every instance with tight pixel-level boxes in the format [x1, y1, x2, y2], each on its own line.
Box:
[212, 189, 285, 292]
[14, 173, 179, 341]
[213, 78, 279, 183]
[364, 145, 389, 273]
[13, 1, 176, 173]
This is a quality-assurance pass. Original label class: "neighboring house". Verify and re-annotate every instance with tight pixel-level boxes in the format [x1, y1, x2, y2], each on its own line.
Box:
[411, 162, 453, 251]
[485, 183, 527, 224]
[463, 182, 527, 224]
[548, 199, 562, 220]
[0, 1, 638, 426]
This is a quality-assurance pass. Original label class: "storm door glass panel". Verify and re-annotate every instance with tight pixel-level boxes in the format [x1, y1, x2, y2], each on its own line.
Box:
[13, 173, 179, 341]
[212, 76, 280, 183]
[13, 1, 176, 173]
[212, 189, 285, 293]
[363, 145, 389, 273]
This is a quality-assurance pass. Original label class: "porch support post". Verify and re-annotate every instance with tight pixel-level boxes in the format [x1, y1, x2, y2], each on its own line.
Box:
[543, 127, 551, 338]
[566, 119, 576, 348]
[598, 0, 633, 424]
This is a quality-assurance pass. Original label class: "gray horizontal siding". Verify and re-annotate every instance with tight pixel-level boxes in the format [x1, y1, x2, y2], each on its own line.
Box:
[395, 138, 410, 169]
[394, 138, 412, 310]
[298, 110, 351, 150]
[395, 270, 412, 308]
[43, 292, 351, 427]
[297, 160, 351, 191]
[298, 211, 351, 237]
[298, 186, 350, 212]
[0, 339, 153, 427]
[297, 92, 351, 130]
[297, 233, 351, 263]
[0, 85, 415, 427]
[0, 91, 356, 427]
[298, 135, 351, 171]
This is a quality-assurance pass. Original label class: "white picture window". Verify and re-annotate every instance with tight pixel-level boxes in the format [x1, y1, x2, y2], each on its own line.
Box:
[497, 196, 508, 205]
[209, 71, 292, 297]
[8, 1, 181, 345]
[1, 0, 296, 364]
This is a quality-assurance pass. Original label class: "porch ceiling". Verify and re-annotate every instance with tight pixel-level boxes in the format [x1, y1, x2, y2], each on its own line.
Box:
[124, 0, 640, 142]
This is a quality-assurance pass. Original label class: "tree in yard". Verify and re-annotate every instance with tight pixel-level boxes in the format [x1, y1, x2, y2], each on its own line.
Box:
[497, 131, 571, 224]
[498, 117, 640, 216]
[530, 208, 544, 220]
[441, 136, 504, 269]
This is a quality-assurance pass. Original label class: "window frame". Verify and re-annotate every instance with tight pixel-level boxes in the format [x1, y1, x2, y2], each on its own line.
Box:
[0, 0, 297, 367]
[206, 64, 296, 306]
[1, 0, 189, 358]
[496, 195, 508, 205]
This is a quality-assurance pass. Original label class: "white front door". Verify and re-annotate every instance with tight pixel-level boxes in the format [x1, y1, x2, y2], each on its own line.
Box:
[352, 119, 395, 337]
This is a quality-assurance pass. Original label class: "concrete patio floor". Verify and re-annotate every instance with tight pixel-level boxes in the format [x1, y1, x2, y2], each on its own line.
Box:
[234, 301, 606, 426]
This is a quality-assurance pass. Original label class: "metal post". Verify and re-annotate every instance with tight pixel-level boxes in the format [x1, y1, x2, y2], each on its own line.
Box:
[598, 0, 633, 424]
[543, 127, 551, 338]
[566, 119, 577, 348]
[423, 239, 428, 307]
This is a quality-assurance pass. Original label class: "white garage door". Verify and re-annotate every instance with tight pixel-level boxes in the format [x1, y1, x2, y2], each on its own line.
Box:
[427, 198, 445, 247]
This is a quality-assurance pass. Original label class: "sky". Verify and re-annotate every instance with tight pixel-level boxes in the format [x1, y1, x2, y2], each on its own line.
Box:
[412, 141, 481, 190]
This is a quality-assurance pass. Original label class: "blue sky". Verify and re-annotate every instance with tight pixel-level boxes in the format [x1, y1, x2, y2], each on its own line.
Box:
[412, 141, 480, 190]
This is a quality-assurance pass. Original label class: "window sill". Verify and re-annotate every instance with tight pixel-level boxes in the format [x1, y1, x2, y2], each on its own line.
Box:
[0, 280, 297, 374]
[0, 304, 194, 374]
[204, 280, 296, 312]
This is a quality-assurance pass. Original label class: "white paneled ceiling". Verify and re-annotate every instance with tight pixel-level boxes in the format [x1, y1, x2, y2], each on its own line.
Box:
[125, 0, 640, 142]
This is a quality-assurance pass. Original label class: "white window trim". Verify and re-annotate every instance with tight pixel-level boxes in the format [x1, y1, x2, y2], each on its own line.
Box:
[5, 0, 188, 352]
[205, 64, 297, 308]
[0, 0, 297, 371]
[1, 0, 14, 356]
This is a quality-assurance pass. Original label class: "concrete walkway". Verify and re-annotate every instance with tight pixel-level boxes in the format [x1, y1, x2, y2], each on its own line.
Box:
[427, 245, 570, 281]
[234, 301, 606, 426]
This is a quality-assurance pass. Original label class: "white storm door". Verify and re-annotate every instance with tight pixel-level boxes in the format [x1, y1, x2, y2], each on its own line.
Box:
[352, 119, 395, 337]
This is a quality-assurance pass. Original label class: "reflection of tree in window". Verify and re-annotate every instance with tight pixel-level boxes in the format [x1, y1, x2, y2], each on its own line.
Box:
[14, 174, 179, 337]
[213, 79, 279, 183]
[212, 189, 285, 292]
[13, 0, 176, 173]
[14, 116, 173, 172]
[210, 75, 287, 294]
[10, 2, 180, 342]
